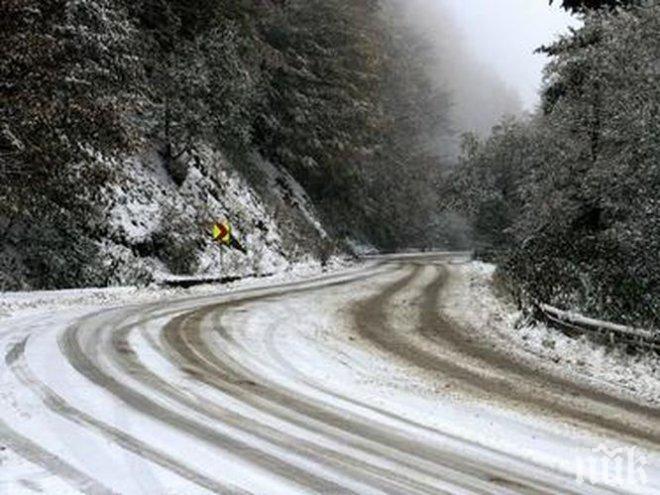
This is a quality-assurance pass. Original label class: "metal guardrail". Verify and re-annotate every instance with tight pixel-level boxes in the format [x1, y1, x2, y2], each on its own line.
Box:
[534, 301, 660, 351]
[159, 272, 274, 289]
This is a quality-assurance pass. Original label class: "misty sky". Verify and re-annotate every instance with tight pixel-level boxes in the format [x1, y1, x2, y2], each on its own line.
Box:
[441, 0, 581, 111]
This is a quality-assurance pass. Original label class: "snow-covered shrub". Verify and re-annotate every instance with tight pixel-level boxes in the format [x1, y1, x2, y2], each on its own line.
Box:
[152, 206, 201, 275]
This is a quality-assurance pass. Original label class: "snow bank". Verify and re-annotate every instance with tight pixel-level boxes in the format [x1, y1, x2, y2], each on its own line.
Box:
[0, 256, 352, 323]
[444, 261, 660, 407]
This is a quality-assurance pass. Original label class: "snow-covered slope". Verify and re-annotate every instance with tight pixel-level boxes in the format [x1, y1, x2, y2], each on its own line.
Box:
[98, 147, 336, 286]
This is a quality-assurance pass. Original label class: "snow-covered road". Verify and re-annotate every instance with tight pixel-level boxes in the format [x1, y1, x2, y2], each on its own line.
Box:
[1, 254, 659, 494]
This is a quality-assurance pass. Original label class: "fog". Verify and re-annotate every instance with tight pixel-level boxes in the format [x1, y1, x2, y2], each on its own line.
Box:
[391, 0, 580, 139]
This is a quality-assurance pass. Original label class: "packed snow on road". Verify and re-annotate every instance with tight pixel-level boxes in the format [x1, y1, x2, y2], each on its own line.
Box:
[1, 254, 658, 495]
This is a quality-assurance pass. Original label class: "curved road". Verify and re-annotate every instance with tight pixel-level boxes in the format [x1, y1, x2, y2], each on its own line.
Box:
[1, 254, 658, 494]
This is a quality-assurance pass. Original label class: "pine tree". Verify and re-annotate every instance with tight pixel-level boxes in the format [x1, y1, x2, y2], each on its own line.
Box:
[256, 0, 382, 190]
[550, 0, 636, 13]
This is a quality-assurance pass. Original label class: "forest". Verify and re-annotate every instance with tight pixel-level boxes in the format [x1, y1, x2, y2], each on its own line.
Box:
[446, 0, 659, 329]
[1, 0, 658, 329]
[1, 0, 462, 287]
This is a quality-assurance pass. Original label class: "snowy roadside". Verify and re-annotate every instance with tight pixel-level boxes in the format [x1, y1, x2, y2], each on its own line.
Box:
[0, 256, 354, 323]
[443, 261, 660, 407]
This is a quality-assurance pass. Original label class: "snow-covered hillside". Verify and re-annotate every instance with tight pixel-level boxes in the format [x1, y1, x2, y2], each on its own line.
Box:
[96, 147, 338, 286]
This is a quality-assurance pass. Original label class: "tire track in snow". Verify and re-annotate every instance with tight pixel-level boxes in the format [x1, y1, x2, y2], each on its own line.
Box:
[169, 265, 573, 494]
[59, 307, 361, 495]
[5, 337, 248, 495]
[354, 262, 660, 448]
[108, 311, 442, 494]
[0, 422, 116, 495]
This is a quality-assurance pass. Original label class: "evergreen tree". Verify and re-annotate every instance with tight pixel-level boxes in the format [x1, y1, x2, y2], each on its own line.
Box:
[366, 9, 452, 248]
[550, 0, 636, 13]
[256, 0, 382, 194]
[1, 0, 143, 288]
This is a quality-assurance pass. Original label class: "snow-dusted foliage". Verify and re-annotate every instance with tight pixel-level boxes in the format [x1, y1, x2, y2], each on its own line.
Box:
[0, 1, 339, 289]
[445, 4, 660, 330]
[0, 0, 143, 290]
[148, 23, 261, 164]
